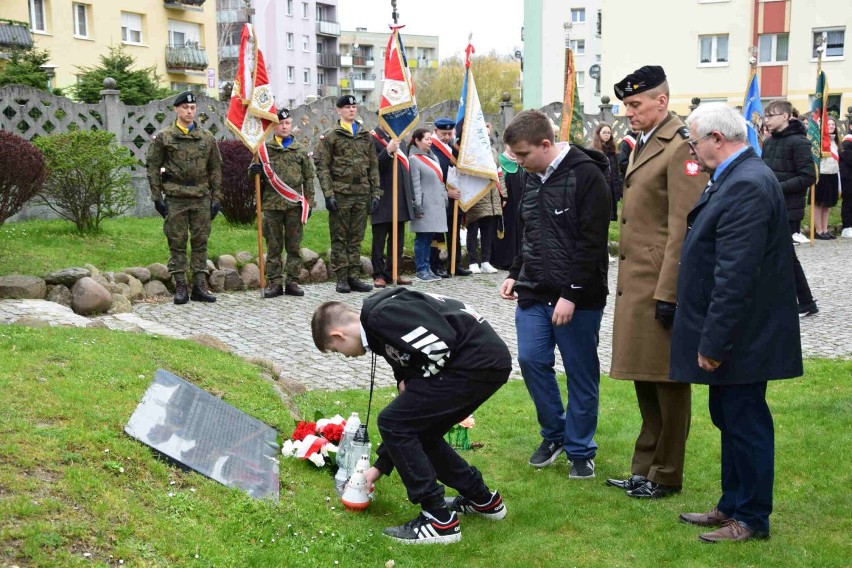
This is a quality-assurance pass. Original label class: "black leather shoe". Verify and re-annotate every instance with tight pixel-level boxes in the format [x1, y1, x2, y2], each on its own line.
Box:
[336, 278, 351, 293]
[284, 282, 305, 296]
[174, 280, 189, 305]
[190, 283, 217, 303]
[434, 268, 450, 279]
[606, 475, 648, 491]
[626, 481, 681, 499]
[263, 283, 284, 298]
[454, 267, 472, 276]
[347, 277, 373, 292]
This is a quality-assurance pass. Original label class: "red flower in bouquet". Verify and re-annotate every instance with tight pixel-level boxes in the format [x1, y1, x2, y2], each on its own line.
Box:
[292, 421, 317, 441]
[321, 423, 344, 443]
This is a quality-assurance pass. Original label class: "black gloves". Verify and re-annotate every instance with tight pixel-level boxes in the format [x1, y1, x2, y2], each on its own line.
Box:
[154, 199, 168, 219]
[370, 197, 381, 213]
[249, 162, 264, 176]
[655, 301, 677, 329]
[211, 201, 221, 220]
[326, 195, 339, 213]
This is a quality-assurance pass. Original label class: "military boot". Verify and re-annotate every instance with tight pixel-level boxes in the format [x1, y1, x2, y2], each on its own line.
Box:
[190, 274, 217, 303]
[347, 277, 373, 293]
[173, 274, 189, 305]
[263, 282, 284, 298]
[284, 282, 305, 296]
[336, 276, 351, 293]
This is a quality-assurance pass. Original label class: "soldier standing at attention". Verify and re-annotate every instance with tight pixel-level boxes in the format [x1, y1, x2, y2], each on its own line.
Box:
[248, 108, 316, 298]
[315, 95, 381, 293]
[147, 91, 222, 305]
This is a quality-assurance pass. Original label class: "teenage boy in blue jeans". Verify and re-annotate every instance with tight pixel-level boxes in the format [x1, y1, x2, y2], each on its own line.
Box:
[499, 110, 611, 478]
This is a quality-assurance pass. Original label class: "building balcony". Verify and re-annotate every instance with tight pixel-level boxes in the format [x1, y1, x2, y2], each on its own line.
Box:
[316, 20, 341, 37]
[219, 44, 239, 60]
[352, 56, 374, 68]
[317, 52, 341, 68]
[166, 44, 209, 73]
[164, 0, 206, 11]
[407, 59, 439, 69]
[0, 21, 33, 49]
[340, 55, 353, 66]
[351, 79, 375, 90]
[318, 85, 341, 97]
[217, 9, 248, 24]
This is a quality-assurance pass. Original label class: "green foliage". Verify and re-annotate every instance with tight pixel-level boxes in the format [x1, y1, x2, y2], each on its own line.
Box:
[33, 130, 138, 234]
[0, 130, 46, 224]
[0, 46, 50, 91]
[70, 45, 173, 105]
[414, 52, 522, 113]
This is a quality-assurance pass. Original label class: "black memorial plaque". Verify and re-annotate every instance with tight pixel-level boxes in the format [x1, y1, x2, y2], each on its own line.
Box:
[125, 369, 280, 501]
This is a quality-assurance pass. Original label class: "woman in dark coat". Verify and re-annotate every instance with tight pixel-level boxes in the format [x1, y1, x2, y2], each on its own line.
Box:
[591, 123, 622, 221]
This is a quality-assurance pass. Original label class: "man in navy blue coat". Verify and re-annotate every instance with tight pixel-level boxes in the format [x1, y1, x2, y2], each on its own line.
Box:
[670, 103, 803, 543]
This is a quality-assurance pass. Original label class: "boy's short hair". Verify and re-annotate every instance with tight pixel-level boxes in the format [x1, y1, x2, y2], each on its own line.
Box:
[765, 99, 795, 117]
[503, 110, 554, 147]
[311, 301, 358, 352]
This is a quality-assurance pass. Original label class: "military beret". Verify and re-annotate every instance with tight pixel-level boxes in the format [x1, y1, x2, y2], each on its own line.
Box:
[336, 95, 357, 108]
[613, 65, 667, 101]
[434, 118, 456, 131]
[277, 108, 290, 120]
[173, 91, 197, 106]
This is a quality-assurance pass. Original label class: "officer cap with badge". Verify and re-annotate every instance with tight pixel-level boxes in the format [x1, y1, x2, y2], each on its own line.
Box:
[613, 65, 667, 101]
[336, 95, 357, 108]
[277, 108, 290, 121]
[173, 91, 197, 107]
[434, 118, 456, 131]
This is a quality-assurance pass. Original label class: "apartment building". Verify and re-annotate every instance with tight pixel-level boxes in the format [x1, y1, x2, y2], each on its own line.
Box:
[0, 0, 219, 95]
[524, 0, 850, 116]
[338, 28, 438, 109]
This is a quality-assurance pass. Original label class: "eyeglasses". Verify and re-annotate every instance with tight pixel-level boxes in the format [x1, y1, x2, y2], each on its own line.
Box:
[764, 113, 784, 118]
[686, 133, 713, 152]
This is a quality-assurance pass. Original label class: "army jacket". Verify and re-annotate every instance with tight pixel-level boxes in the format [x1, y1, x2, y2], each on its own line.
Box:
[259, 137, 317, 211]
[146, 122, 223, 201]
[314, 120, 380, 199]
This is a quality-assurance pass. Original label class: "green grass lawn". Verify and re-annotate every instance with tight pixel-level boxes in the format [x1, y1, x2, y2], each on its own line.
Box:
[1, 326, 849, 567]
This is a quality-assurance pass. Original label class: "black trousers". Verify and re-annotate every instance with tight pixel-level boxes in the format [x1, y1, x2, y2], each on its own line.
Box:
[371, 221, 405, 280]
[788, 220, 815, 305]
[709, 382, 774, 534]
[376, 370, 509, 511]
[842, 191, 852, 229]
[430, 200, 464, 272]
[466, 216, 497, 265]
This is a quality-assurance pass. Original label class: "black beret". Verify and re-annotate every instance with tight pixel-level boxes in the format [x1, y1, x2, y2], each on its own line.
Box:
[336, 95, 357, 108]
[173, 91, 196, 106]
[277, 108, 290, 120]
[613, 66, 667, 101]
[434, 118, 456, 131]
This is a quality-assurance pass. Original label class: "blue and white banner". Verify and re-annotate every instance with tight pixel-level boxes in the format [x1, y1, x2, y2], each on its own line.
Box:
[742, 72, 764, 157]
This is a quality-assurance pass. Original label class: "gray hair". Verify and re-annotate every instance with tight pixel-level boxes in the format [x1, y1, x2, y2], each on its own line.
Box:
[686, 102, 748, 143]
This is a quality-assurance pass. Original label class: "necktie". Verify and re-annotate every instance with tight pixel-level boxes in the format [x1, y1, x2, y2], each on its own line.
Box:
[703, 179, 714, 193]
[634, 136, 646, 158]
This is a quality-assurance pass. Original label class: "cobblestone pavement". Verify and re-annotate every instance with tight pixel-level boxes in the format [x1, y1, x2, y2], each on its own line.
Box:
[2, 238, 850, 390]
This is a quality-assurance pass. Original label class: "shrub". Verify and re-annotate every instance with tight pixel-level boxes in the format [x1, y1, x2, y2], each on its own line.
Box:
[0, 130, 46, 224]
[34, 130, 138, 234]
[218, 140, 256, 224]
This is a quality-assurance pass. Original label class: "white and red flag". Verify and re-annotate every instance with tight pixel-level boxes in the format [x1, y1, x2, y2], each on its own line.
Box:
[378, 25, 419, 140]
[226, 23, 277, 154]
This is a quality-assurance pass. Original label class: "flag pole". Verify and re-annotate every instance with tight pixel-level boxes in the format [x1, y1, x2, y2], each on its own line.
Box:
[390, 1, 400, 284]
[810, 36, 825, 246]
[450, 33, 473, 276]
[254, 166, 266, 293]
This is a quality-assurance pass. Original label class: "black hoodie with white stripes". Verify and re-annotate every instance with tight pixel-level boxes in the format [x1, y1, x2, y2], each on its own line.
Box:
[360, 288, 512, 384]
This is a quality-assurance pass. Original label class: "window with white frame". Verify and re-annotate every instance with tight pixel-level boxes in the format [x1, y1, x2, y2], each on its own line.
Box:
[286, 0, 293, 16]
[168, 20, 200, 47]
[121, 12, 143, 44]
[812, 28, 845, 59]
[302, 2, 309, 19]
[286, 32, 294, 50]
[758, 33, 788, 63]
[29, 0, 46, 33]
[571, 8, 585, 23]
[287, 66, 295, 83]
[302, 35, 309, 52]
[570, 39, 585, 55]
[576, 71, 585, 88]
[303, 68, 310, 84]
[316, 4, 326, 21]
[73, 3, 88, 38]
[699, 34, 728, 64]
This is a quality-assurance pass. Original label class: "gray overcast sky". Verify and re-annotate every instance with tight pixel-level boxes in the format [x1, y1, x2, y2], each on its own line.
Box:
[337, 0, 524, 61]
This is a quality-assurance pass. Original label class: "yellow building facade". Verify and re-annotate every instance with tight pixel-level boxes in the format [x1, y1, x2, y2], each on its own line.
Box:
[1, 0, 218, 96]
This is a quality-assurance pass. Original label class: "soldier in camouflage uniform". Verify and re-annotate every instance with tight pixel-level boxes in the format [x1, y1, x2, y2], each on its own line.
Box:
[248, 108, 316, 298]
[314, 95, 381, 293]
[147, 91, 223, 304]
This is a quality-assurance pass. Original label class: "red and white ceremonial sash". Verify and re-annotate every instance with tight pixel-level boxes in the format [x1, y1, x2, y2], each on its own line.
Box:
[622, 134, 636, 149]
[431, 138, 457, 166]
[370, 130, 409, 171]
[257, 143, 310, 224]
[414, 153, 444, 184]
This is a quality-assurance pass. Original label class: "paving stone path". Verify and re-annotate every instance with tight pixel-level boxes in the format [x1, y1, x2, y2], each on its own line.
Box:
[1, 239, 849, 390]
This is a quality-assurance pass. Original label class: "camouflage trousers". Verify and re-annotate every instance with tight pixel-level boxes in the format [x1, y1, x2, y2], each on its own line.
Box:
[262, 208, 304, 285]
[164, 195, 211, 276]
[328, 193, 369, 279]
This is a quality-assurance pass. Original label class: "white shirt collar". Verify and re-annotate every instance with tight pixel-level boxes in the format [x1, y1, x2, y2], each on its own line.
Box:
[360, 323, 370, 352]
[537, 142, 571, 183]
[640, 125, 660, 144]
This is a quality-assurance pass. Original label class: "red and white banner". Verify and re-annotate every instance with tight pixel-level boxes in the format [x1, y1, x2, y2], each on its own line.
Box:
[256, 143, 310, 224]
[226, 24, 277, 154]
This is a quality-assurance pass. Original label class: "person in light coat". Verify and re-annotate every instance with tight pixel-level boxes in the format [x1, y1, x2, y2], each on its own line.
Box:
[409, 128, 448, 282]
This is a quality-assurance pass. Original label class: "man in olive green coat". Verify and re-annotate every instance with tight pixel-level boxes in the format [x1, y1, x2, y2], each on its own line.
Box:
[249, 108, 316, 298]
[314, 95, 381, 293]
[607, 67, 708, 499]
[147, 91, 223, 305]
